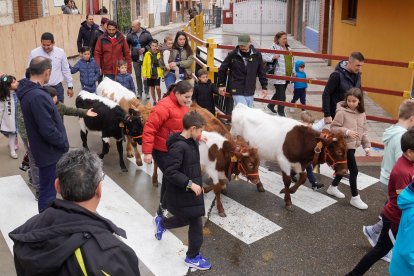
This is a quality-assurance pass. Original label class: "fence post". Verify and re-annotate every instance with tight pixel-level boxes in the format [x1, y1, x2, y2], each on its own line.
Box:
[190, 19, 195, 52]
[207, 37, 217, 83]
[198, 12, 204, 41]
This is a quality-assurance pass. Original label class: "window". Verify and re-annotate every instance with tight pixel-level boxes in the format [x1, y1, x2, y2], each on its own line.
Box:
[136, 0, 141, 17]
[342, 0, 358, 21]
[307, 0, 320, 31]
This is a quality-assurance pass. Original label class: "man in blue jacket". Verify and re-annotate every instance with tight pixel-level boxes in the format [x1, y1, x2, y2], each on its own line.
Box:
[16, 56, 69, 212]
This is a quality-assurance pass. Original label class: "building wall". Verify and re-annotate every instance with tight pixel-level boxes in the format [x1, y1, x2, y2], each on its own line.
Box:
[0, 0, 14, 26]
[45, 0, 112, 16]
[332, 0, 414, 118]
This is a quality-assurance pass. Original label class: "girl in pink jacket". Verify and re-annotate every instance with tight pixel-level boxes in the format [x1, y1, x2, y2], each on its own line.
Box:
[327, 88, 371, 210]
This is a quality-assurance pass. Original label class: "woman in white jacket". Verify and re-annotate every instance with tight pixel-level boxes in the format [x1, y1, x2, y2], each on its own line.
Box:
[0, 74, 19, 159]
[263, 31, 294, 116]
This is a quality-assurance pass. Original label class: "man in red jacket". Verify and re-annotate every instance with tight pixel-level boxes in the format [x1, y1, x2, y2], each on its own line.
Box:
[94, 20, 132, 80]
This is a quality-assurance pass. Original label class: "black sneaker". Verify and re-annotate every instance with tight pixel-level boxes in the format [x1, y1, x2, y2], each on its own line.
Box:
[35, 191, 39, 201]
[312, 182, 324, 190]
[266, 104, 277, 114]
[19, 163, 30, 172]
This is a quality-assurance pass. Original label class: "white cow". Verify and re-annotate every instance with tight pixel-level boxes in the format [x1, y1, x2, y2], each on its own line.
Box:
[230, 103, 348, 209]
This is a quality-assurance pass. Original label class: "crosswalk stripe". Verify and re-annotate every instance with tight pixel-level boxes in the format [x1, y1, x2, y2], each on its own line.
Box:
[99, 176, 189, 276]
[240, 167, 337, 214]
[319, 164, 379, 190]
[129, 158, 282, 245]
[0, 175, 38, 254]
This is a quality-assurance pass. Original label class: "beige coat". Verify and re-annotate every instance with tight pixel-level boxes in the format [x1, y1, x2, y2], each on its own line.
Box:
[167, 48, 194, 78]
[331, 101, 371, 150]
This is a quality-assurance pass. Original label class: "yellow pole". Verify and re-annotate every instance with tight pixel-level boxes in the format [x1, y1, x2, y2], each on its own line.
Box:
[190, 19, 195, 52]
[199, 12, 204, 41]
[207, 37, 217, 83]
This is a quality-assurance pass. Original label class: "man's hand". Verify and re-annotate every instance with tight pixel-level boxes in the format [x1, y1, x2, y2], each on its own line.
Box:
[324, 116, 332, 124]
[261, 89, 268, 98]
[86, 108, 98, 117]
[144, 154, 152, 164]
[67, 88, 74, 98]
[218, 87, 226, 96]
[191, 183, 203, 196]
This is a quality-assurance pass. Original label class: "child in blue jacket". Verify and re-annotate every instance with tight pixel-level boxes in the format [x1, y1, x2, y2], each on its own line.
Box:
[70, 46, 100, 93]
[115, 60, 135, 93]
[290, 60, 308, 110]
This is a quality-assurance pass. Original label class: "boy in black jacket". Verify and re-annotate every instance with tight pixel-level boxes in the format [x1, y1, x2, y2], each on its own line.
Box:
[154, 111, 212, 270]
[192, 69, 218, 115]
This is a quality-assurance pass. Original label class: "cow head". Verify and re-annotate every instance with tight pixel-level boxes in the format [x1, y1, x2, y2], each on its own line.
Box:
[232, 136, 261, 185]
[121, 108, 144, 145]
[318, 129, 348, 175]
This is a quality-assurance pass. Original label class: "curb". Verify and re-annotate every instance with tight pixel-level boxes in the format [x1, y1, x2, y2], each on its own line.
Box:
[355, 155, 383, 166]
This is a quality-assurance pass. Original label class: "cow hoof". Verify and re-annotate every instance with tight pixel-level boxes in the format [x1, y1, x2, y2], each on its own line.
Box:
[218, 212, 227, 217]
[280, 188, 285, 194]
[136, 160, 143, 166]
[257, 183, 265, 192]
[152, 181, 159, 187]
[285, 205, 294, 211]
[121, 167, 128, 172]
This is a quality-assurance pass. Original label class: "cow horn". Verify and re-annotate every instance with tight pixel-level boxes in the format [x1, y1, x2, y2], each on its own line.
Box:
[332, 137, 338, 141]
[241, 151, 249, 157]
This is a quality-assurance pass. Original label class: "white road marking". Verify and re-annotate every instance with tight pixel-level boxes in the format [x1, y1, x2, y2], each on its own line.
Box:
[319, 164, 379, 190]
[99, 176, 189, 276]
[0, 175, 38, 253]
[240, 167, 337, 214]
[129, 157, 282, 245]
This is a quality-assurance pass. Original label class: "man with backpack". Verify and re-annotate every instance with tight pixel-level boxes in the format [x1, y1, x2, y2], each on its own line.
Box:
[9, 149, 140, 275]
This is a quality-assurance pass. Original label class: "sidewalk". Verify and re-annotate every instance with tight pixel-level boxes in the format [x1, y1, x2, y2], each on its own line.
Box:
[204, 28, 392, 163]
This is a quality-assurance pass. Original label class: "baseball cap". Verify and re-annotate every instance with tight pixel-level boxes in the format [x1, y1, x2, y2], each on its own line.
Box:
[238, 34, 251, 46]
[101, 17, 109, 25]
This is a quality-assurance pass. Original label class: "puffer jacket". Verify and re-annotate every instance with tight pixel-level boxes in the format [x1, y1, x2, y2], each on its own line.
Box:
[126, 28, 153, 62]
[115, 73, 135, 92]
[70, 58, 100, 93]
[164, 133, 205, 219]
[94, 31, 132, 75]
[142, 92, 189, 153]
[77, 21, 99, 52]
[331, 101, 370, 150]
[142, 51, 163, 79]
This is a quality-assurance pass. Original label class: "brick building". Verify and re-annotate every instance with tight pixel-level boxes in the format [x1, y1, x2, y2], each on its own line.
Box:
[0, 0, 43, 26]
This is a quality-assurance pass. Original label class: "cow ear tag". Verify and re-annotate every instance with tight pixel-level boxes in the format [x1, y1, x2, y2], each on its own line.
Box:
[231, 155, 238, 162]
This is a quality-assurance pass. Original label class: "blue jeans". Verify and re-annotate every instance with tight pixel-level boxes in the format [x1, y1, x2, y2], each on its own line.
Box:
[164, 72, 184, 91]
[232, 95, 254, 107]
[38, 163, 57, 213]
[49, 83, 64, 103]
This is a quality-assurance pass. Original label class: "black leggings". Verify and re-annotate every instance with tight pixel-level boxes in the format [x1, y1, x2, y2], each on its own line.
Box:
[152, 149, 168, 215]
[332, 149, 358, 197]
[162, 215, 203, 258]
[348, 215, 395, 275]
[269, 83, 288, 116]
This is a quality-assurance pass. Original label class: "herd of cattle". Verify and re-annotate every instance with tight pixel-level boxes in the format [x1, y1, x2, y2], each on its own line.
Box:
[74, 79, 348, 215]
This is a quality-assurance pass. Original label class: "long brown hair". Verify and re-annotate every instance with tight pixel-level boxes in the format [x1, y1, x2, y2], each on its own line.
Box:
[173, 31, 193, 56]
[342, 88, 365, 113]
[274, 31, 290, 48]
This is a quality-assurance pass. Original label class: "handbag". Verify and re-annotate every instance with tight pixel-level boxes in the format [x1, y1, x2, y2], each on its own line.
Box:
[265, 59, 278, 74]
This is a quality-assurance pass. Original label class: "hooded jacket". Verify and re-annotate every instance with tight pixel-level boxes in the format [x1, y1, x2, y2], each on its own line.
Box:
[16, 79, 69, 167]
[77, 21, 99, 53]
[9, 199, 140, 276]
[322, 60, 362, 117]
[380, 124, 406, 185]
[293, 60, 307, 89]
[89, 27, 105, 56]
[192, 79, 217, 115]
[217, 46, 267, 96]
[115, 73, 136, 92]
[331, 101, 370, 150]
[126, 28, 153, 62]
[389, 183, 414, 275]
[94, 31, 132, 75]
[70, 58, 101, 92]
[142, 92, 189, 154]
[164, 133, 205, 219]
[61, 5, 71, 14]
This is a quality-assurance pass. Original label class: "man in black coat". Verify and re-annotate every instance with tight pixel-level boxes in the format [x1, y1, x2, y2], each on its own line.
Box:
[322, 51, 364, 123]
[77, 14, 99, 53]
[17, 56, 69, 213]
[89, 17, 109, 57]
[126, 20, 153, 99]
[9, 149, 140, 276]
[217, 34, 268, 108]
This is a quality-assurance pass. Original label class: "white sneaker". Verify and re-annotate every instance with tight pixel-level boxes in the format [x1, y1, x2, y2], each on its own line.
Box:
[350, 195, 368, 210]
[326, 185, 345, 198]
[10, 152, 18, 159]
[381, 250, 392, 262]
[363, 225, 380, 247]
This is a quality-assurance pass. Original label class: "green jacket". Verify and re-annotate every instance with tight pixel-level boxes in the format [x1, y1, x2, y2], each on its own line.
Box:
[57, 102, 88, 118]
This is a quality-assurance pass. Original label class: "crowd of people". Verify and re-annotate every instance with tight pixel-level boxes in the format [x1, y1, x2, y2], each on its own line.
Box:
[1, 13, 414, 275]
